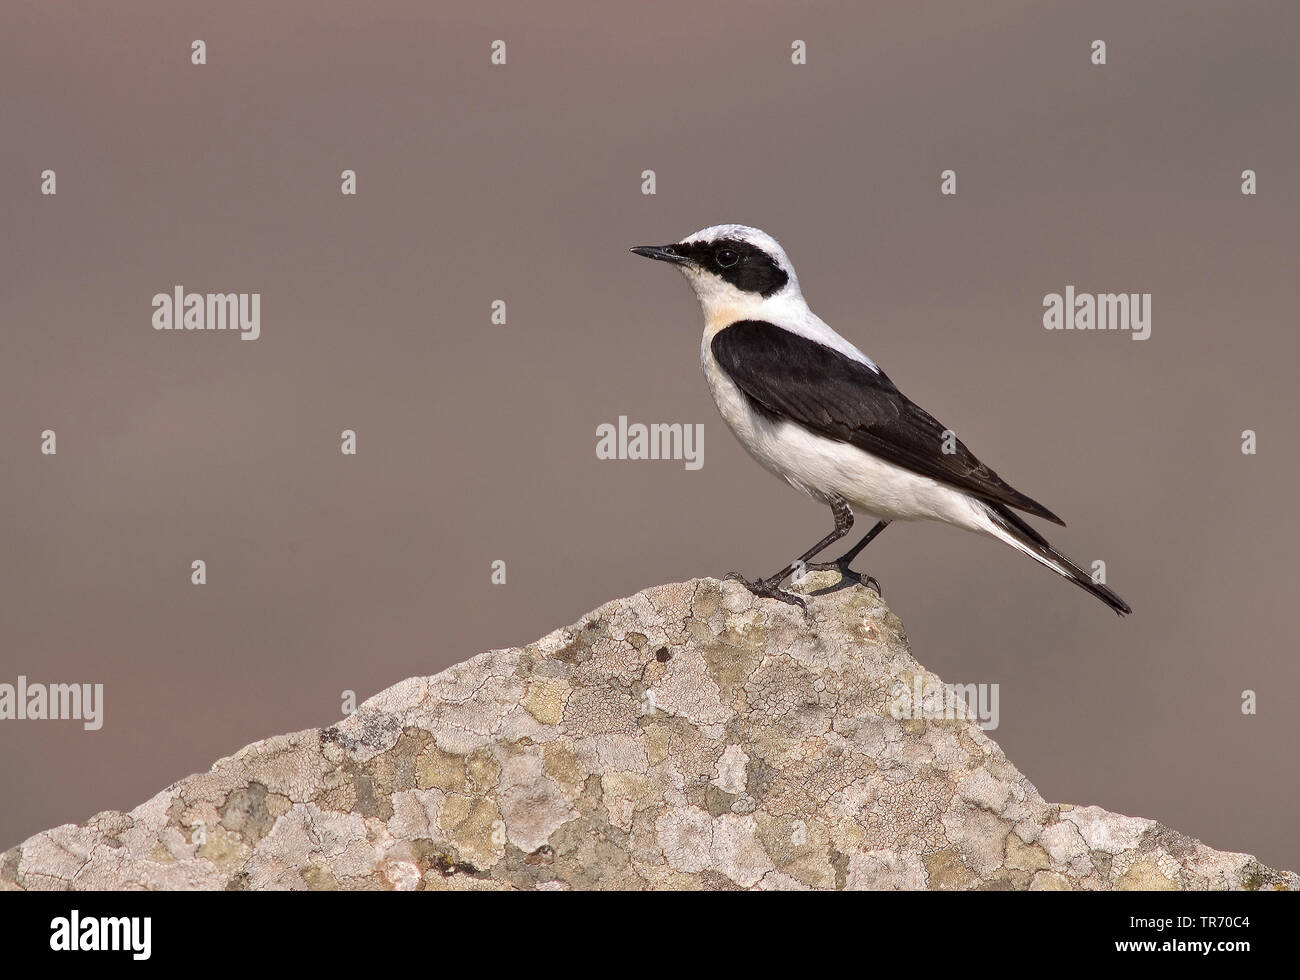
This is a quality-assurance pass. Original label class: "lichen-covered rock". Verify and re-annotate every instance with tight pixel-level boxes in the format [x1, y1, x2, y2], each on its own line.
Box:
[2, 575, 1293, 891]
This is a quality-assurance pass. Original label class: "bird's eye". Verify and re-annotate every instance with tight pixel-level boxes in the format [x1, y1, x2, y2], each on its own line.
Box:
[662, 245, 676, 255]
[716, 249, 739, 268]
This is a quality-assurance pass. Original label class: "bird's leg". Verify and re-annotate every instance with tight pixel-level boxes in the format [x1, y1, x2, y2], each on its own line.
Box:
[725, 497, 854, 609]
[806, 519, 891, 593]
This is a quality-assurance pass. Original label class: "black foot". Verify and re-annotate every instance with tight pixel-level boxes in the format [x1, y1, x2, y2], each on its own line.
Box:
[801, 559, 883, 596]
[724, 572, 807, 610]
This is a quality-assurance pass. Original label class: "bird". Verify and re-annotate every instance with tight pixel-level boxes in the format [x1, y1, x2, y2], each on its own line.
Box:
[631, 224, 1131, 615]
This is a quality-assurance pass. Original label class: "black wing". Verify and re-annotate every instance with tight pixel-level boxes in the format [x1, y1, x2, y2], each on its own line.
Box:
[711, 319, 1064, 525]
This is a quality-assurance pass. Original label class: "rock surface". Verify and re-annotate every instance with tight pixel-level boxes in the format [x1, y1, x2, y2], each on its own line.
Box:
[2, 575, 1293, 891]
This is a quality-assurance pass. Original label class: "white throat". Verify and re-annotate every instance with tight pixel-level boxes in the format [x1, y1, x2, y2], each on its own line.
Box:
[679, 265, 880, 373]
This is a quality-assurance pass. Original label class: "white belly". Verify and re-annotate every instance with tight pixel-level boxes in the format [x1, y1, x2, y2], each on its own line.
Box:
[701, 341, 989, 533]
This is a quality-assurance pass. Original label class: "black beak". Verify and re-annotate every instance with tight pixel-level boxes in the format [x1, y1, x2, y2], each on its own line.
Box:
[630, 244, 688, 264]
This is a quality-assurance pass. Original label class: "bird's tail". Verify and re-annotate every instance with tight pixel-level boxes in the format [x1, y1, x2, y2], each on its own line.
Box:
[981, 502, 1132, 616]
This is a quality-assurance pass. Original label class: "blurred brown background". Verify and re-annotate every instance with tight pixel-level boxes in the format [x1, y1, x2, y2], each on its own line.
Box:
[3, 0, 1297, 872]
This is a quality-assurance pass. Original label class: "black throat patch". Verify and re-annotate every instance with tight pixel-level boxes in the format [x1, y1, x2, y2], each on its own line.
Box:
[671, 238, 789, 297]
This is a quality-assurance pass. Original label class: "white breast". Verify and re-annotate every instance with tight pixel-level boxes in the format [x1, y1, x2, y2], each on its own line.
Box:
[701, 333, 834, 503]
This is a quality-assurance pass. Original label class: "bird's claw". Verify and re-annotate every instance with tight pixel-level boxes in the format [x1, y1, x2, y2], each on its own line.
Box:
[803, 560, 883, 596]
[723, 572, 808, 611]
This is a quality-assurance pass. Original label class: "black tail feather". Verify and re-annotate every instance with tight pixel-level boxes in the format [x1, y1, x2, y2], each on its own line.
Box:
[985, 503, 1132, 616]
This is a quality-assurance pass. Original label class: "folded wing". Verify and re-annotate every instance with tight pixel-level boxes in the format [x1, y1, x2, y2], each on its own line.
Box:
[710, 319, 1065, 525]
